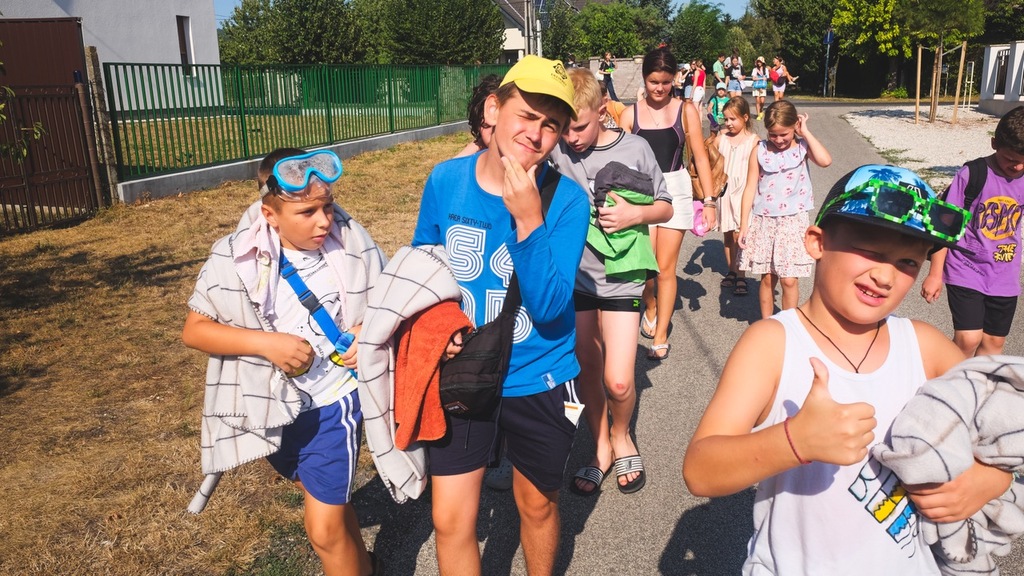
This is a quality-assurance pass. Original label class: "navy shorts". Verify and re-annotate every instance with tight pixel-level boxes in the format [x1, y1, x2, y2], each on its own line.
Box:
[574, 291, 642, 312]
[428, 379, 580, 492]
[266, 392, 362, 505]
[946, 284, 1018, 337]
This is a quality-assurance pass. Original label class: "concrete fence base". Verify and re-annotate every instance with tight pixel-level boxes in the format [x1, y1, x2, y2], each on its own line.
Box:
[116, 122, 467, 204]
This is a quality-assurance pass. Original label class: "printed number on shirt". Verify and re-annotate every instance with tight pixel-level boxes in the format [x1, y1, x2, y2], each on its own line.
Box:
[447, 225, 532, 342]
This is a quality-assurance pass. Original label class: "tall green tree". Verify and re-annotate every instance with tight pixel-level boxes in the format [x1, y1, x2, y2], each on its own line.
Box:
[755, 0, 836, 92]
[543, 0, 584, 65]
[737, 8, 782, 66]
[979, 0, 1024, 44]
[669, 2, 727, 64]
[627, 0, 673, 22]
[576, 2, 649, 59]
[267, 0, 354, 64]
[218, 0, 277, 64]
[896, 0, 985, 120]
[384, 0, 503, 64]
[832, 0, 908, 63]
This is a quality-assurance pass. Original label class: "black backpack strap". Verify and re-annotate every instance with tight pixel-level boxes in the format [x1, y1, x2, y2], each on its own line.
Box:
[961, 157, 989, 213]
[502, 164, 561, 313]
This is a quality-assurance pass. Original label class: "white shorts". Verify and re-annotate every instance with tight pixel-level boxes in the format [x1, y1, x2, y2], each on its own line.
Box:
[658, 170, 694, 230]
[752, 88, 767, 98]
[773, 83, 787, 94]
[691, 87, 705, 105]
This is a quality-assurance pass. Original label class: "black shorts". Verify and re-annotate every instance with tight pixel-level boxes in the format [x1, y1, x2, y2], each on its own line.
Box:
[946, 284, 1018, 337]
[427, 379, 580, 492]
[574, 291, 642, 312]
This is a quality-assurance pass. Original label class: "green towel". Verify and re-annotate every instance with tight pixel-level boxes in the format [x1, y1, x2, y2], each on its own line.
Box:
[586, 188, 659, 283]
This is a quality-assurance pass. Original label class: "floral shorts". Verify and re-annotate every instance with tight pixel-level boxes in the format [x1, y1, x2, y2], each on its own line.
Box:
[739, 212, 813, 278]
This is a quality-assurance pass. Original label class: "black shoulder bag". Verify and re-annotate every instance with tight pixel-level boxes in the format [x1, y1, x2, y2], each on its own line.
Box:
[439, 166, 560, 419]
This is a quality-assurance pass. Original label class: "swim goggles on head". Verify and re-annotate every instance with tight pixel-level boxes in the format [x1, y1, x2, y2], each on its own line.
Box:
[816, 178, 970, 243]
[264, 150, 343, 197]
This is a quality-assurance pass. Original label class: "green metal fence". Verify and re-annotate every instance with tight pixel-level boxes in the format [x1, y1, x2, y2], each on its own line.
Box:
[103, 62, 511, 181]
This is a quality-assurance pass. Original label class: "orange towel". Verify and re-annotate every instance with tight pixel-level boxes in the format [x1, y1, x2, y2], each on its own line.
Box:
[394, 300, 472, 450]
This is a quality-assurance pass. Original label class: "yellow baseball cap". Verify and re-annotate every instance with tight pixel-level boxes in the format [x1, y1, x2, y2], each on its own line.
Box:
[500, 55, 578, 119]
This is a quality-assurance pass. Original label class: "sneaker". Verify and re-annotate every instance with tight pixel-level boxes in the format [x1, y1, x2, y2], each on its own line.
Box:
[757, 112, 764, 121]
[484, 457, 513, 491]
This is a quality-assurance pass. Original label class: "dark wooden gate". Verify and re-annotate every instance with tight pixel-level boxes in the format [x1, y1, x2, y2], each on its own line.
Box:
[0, 18, 100, 234]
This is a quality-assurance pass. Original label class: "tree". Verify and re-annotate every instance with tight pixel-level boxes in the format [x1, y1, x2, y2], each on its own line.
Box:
[543, 0, 584, 65]
[669, 2, 727, 64]
[218, 0, 278, 64]
[979, 0, 1024, 45]
[267, 0, 354, 64]
[755, 0, 836, 92]
[576, 2, 649, 59]
[627, 0, 673, 22]
[896, 0, 985, 121]
[383, 0, 503, 64]
[738, 9, 782, 66]
[832, 0, 909, 63]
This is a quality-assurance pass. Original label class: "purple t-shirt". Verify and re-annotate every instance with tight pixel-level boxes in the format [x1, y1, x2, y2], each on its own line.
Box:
[944, 160, 1024, 297]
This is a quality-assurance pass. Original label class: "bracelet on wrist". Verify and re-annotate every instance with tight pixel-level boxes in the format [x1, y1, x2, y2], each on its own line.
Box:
[783, 417, 810, 465]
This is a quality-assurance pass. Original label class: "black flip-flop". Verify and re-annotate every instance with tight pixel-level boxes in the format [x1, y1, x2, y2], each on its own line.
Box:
[569, 465, 612, 497]
[613, 455, 646, 494]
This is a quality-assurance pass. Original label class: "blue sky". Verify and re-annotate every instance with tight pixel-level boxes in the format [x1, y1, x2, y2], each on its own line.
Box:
[213, 0, 749, 28]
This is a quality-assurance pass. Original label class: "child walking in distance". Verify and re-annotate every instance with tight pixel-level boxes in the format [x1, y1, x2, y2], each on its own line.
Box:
[706, 82, 730, 127]
[716, 97, 759, 297]
[183, 149, 386, 576]
[684, 164, 1015, 575]
[549, 68, 673, 496]
[739, 100, 832, 319]
[411, 56, 589, 576]
[921, 105, 1024, 357]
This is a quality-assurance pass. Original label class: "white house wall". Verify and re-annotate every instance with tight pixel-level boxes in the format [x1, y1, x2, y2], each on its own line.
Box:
[502, 13, 526, 52]
[980, 41, 1024, 116]
[0, 0, 219, 66]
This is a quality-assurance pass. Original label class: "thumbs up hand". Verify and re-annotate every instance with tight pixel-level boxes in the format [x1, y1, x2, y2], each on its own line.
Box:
[790, 358, 877, 466]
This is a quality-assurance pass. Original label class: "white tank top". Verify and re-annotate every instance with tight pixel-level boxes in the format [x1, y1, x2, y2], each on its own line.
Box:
[744, 309, 939, 575]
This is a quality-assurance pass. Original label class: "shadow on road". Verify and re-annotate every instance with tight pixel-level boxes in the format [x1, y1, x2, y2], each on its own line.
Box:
[659, 489, 755, 575]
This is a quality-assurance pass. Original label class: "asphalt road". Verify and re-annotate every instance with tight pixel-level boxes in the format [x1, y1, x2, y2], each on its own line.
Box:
[354, 103, 1024, 575]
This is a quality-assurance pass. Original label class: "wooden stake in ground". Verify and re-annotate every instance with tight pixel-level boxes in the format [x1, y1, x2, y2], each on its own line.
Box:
[952, 40, 967, 125]
[915, 44, 922, 124]
[929, 35, 944, 123]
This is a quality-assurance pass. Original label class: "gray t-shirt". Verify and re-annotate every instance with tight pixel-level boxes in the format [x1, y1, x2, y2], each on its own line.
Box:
[549, 130, 672, 299]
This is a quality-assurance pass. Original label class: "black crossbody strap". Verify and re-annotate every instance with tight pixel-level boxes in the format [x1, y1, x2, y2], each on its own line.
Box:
[502, 164, 561, 314]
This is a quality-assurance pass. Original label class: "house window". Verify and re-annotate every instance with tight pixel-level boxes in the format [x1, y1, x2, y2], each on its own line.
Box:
[177, 15, 194, 76]
[994, 48, 1008, 96]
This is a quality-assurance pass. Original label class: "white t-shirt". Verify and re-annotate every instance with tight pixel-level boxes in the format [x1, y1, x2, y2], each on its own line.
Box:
[271, 247, 357, 411]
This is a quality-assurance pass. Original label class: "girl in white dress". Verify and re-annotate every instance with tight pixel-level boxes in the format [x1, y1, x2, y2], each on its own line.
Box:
[716, 97, 759, 296]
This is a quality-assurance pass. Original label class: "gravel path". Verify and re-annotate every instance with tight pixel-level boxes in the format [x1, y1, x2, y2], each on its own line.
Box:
[843, 104, 1001, 189]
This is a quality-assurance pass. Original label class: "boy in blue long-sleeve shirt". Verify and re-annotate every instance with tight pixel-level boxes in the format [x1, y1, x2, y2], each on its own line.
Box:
[411, 55, 589, 575]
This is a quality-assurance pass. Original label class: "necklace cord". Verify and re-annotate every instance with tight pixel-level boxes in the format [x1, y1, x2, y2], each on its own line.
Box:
[796, 307, 882, 374]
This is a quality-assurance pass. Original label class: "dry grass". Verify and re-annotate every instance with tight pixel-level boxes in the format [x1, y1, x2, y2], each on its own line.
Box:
[0, 132, 470, 574]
